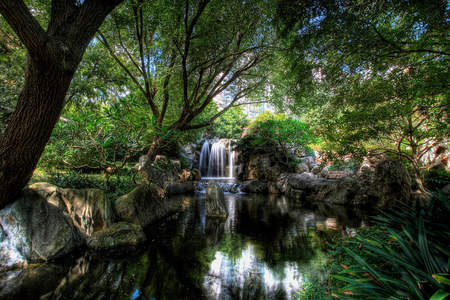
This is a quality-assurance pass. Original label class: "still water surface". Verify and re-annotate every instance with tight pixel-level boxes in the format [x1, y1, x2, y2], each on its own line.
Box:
[0, 192, 369, 300]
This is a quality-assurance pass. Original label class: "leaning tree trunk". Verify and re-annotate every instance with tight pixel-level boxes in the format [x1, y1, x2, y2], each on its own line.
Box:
[0, 0, 123, 209]
[0, 56, 74, 206]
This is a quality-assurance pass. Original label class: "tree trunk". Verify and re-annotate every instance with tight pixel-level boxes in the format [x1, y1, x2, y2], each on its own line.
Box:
[411, 161, 426, 193]
[146, 134, 162, 161]
[0, 56, 74, 207]
[0, 0, 123, 209]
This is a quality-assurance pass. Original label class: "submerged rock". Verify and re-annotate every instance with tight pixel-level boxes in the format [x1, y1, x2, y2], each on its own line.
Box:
[205, 181, 228, 217]
[87, 222, 146, 250]
[240, 180, 268, 193]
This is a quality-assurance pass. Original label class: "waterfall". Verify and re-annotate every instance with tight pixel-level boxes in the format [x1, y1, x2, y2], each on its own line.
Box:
[207, 143, 227, 177]
[229, 140, 235, 179]
[199, 141, 210, 176]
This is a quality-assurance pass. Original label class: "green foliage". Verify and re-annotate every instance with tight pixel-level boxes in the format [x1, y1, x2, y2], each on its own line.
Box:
[31, 169, 136, 202]
[237, 112, 315, 168]
[205, 106, 250, 139]
[39, 94, 149, 178]
[423, 170, 450, 191]
[334, 191, 450, 299]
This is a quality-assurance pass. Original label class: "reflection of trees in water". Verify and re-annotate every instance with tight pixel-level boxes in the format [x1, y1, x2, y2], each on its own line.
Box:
[0, 193, 370, 300]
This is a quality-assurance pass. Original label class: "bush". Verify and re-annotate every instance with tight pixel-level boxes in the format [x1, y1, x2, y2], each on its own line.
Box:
[236, 113, 315, 169]
[333, 191, 450, 299]
[423, 169, 450, 191]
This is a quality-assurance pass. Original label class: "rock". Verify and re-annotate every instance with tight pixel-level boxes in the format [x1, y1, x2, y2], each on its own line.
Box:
[286, 173, 316, 190]
[300, 156, 315, 168]
[268, 182, 280, 194]
[360, 149, 386, 171]
[245, 154, 271, 181]
[205, 181, 228, 217]
[181, 182, 196, 193]
[311, 177, 361, 205]
[0, 188, 84, 262]
[192, 169, 201, 180]
[240, 180, 268, 193]
[428, 161, 446, 172]
[373, 159, 411, 209]
[295, 163, 309, 174]
[276, 173, 290, 193]
[410, 192, 434, 210]
[164, 181, 185, 195]
[353, 186, 379, 207]
[267, 165, 283, 182]
[87, 222, 145, 250]
[311, 165, 329, 178]
[177, 169, 193, 183]
[442, 184, 450, 197]
[115, 185, 179, 229]
[0, 224, 28, 272]
[29, 182, 114, 237]
[286, 188, 307, 201]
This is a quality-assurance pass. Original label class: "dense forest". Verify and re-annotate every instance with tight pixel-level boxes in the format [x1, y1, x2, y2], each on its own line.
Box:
[1, 0, 449, 299]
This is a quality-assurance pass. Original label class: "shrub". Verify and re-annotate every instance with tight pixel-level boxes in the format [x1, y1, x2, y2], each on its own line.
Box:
[333, 191, 450, 299]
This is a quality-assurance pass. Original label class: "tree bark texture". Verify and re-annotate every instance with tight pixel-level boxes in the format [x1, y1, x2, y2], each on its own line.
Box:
[0, 0, 124, 209]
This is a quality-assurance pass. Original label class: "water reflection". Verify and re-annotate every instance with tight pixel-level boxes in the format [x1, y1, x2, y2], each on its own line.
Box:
[0, 193, 369, 300]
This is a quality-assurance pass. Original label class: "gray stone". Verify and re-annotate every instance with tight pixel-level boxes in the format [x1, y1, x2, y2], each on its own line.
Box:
[268, 182, 280, 194]
[428, 161, 446, 172]
[360, 149, 386, 171]
[442, 184, 450, 197]
[240, 180, 268, 193]
[115, 185, 180, 229]
[373, 159, 411, 209]
[30, 182, 114, 237]
[181, 181, 197, 193]
[295, 163, 309, 174]
[286, 173, 316, 190]
[0, 188, 84, 262]
[276, 173, 290, 193]
[300, 156, 316, 167]
[87, 222, 145, 250]
[286, 188, 307, 201]
[311, 177, 361, 205]
[164, 181, 185, 195]
[205, 181, 228, 217]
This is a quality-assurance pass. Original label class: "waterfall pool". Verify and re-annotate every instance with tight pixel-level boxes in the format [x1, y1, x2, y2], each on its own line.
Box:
[0, 191, 369, 300]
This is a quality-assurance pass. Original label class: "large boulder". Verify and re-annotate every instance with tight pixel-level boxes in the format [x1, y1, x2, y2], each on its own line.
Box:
[295, 163, 309, 174]
[286, 173, 316, 190]
[0, 226, 28, 272]
[360, 149, 387, 171]
[87, 222, 145, 250]
[164, 181, 185, 195]
[310, 177, 361, 205]
[372, 159, 411, 208]
[0, 188, 84, 262]
[240, 180, 268, 193]
[30, 182, 114, 237]
[205, 181, 228, 217]
[300, 156, 316, 168]
[115, 185, 180, 229]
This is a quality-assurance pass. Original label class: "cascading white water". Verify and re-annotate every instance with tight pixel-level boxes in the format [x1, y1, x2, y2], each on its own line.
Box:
[207, 143, 227, 177]
[199, 141, 210, 177]
[228, 140, 235, 178]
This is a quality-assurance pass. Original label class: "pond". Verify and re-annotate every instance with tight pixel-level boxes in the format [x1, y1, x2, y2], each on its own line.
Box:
[0, 190, 369, 300]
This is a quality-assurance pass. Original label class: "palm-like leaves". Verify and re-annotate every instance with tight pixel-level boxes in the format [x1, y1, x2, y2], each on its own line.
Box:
[334, 191, 450, 299]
